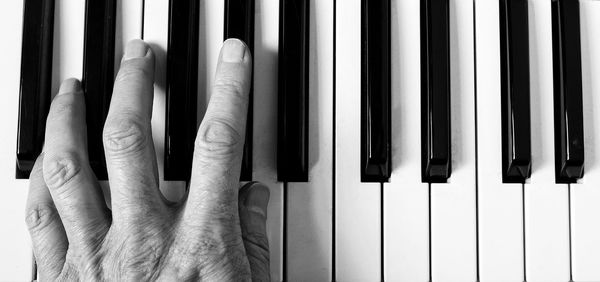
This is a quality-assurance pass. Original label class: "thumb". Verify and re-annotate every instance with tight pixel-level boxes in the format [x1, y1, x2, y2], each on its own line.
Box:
[238, 182, 270, 281]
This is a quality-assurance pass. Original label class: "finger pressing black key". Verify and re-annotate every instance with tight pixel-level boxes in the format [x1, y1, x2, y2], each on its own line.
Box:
[225, 0, 255, 181]
[421, 0, 451, 183]
[500, 0, 532, 183]
[361, 0, 391, 183]
[552, 0, 584, 183]
[16, 0, 55, 179]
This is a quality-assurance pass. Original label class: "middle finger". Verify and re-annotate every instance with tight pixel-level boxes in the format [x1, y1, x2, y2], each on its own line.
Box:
[103, 40, 164, 223]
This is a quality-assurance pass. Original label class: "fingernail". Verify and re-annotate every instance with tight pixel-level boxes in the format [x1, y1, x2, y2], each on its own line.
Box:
[123, 39, 149, 60]
[222, 39, 247, 63]
[245, 182, 270, 216]
[57, 78, 81, 96]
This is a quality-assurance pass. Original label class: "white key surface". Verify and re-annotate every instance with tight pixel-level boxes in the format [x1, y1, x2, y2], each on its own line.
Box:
[525, 0, 571, 280]
[335, 0, 382, 280]
[475, 0, 525, 280]
[383, 0, 430, 280]
[571, 1, 600, 280]
[430, 0, 478, 280]
[252, 0, 284, 280]
[114, 0, 144, 75]
[0, 3, 30, 279]
[286, 0, 334, 280]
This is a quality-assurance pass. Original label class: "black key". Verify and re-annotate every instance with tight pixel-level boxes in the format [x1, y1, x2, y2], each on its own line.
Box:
[552, 0, 584, 183]
[361, 0, 391, 183]
[278, 0, 309, 182]
[82, 0, 116, 180]
[224, 0, 255, 181]
[421, 0, 451, 183]
[500, 0, 532, 183]
[164, 0, 199, 181]
[16, 0, 55, 179]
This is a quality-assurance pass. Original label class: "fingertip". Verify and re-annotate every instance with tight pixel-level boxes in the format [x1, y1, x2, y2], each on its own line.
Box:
[123, 39, 152, 61]
[57, 78, 81, 96]
[243, 182, 269, 217]
[222, 38, 251, 63]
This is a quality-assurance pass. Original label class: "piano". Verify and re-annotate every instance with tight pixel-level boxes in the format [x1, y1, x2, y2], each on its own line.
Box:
[1, 0, 599, 281]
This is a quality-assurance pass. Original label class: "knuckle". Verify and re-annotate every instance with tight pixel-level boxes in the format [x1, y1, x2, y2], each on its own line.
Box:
[103, 117, 148, 157]
[195, 119, 242, 161]
[43, 153, 82, 191]
[25, 203, 58, 232]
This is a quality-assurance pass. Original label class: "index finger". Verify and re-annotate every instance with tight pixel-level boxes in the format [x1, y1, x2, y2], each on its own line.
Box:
[185, 39, 252, 222]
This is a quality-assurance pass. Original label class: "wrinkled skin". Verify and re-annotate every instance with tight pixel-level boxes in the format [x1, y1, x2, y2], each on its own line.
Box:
[25, 39, 270, 281]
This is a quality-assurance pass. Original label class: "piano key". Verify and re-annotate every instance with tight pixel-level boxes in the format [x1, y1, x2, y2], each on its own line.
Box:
[163, 0, 199, 181]
[421, 0, 451, 183]
[114, 0, 144, 75]
[82, 0, 117, 180]
[246, 0, 284, 279]
[286, 0, 333, 279]
[0, 0, 34, 279]
[430, 0, 477, 279]
[278, 0, 309, 182]
[571, 1, 600, 280]
[500, 0, 532, 183]
[336, 0, 381, 279]
[16, 0, 54, 179]
[383, 0, 429, 280]
[52, 0, 85, 108]
[144, 0, 187, 204]
[552, 0, 584, 183]
[361, 0, 391, 182]
[525, 0, 570, 279]
[475, 0, 525, 280]
[224, 0, 255, 181]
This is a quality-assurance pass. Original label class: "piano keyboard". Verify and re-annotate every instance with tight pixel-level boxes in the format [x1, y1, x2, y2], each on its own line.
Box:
[1, 0, 599, 281]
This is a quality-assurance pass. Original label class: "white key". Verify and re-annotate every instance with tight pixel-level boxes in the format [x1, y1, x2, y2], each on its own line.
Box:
[475, 0, 525, 280]
[525, 0, 570, 280]
[114, 0, 144, 75]
[252, 0, 284, 280]
[286, 0, 334, 280]
[52, 0, 85, 94]
[0, 3, 31, 279]
[335, 0, 381, 280]
[383, 0, 429, 280]
[571, 1, 600, 280]
[430, 0, 478, 280]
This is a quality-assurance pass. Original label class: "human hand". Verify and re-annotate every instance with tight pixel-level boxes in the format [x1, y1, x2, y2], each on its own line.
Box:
[25, 39, 270, 281]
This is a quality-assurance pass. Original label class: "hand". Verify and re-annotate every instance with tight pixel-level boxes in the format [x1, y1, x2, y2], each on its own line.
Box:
[25, 39, 270, 281]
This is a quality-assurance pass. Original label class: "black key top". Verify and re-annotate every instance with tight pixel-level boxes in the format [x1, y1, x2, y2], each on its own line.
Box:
[82, 0, 116, 180]
[421, 0, 451, 183]
[164, 0, 199, 181]
[552, 0, 584, 183]
[16, 0, 55, 179]
[500, 0, 532, 183]
[224, 0, 255, 181]
[278, 0, 309, 182]
[361, 0, 391, 183]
